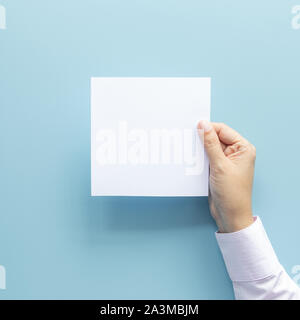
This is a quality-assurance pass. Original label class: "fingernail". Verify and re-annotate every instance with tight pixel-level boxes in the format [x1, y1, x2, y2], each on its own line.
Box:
[198, 120, 212, 133]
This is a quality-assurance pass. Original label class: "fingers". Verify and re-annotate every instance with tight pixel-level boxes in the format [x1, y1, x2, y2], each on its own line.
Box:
[197, 120, 225, 165]
[211, 122, 247, 146]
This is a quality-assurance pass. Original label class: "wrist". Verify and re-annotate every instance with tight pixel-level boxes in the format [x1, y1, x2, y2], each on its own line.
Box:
[216, 214, 254, 233]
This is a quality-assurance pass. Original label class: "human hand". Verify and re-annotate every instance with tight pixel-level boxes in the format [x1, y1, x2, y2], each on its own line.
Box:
[197, 121, 255, 233]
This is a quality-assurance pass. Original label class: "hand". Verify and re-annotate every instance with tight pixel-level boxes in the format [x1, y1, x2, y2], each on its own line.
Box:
[197, 121, 255, 233]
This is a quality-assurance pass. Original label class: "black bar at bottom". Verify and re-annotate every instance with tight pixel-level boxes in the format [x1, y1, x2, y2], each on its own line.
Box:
[0, 300, 295, 319]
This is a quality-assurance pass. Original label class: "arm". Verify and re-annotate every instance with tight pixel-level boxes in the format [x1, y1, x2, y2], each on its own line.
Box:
[197, 121, 300, 300]
[216, 216, 300, 299]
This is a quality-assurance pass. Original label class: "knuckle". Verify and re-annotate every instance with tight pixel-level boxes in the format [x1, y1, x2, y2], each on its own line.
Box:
[205, 138, 215, 149]
[204, 135, 216, 149]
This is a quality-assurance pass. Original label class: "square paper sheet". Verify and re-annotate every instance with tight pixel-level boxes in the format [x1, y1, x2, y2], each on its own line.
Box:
[91, 77, 210, 196]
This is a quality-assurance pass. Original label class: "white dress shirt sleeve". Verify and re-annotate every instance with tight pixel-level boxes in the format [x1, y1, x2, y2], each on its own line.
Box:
[215, 216, 300, 300]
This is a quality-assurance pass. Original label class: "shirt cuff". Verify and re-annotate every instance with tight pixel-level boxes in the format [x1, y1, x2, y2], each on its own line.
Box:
[215, 216, 282, 282]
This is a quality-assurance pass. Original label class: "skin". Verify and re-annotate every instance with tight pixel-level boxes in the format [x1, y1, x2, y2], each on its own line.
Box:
[197, 121, 255, 233]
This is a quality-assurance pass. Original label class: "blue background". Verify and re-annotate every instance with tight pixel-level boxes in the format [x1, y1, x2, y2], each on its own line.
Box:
[1, 0, 300, 299]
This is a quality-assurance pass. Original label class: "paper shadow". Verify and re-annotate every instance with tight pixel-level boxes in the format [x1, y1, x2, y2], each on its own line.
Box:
[86, 196, 213, 232]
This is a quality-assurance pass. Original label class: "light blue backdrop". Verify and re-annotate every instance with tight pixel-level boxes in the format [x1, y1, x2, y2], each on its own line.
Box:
[1, 0, 300, 299]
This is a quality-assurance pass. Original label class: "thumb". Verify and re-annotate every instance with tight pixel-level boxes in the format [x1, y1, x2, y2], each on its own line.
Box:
[198, 120, 224, 165]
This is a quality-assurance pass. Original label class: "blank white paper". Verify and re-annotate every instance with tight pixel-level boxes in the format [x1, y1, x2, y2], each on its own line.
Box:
[91, 77, 210, 196]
